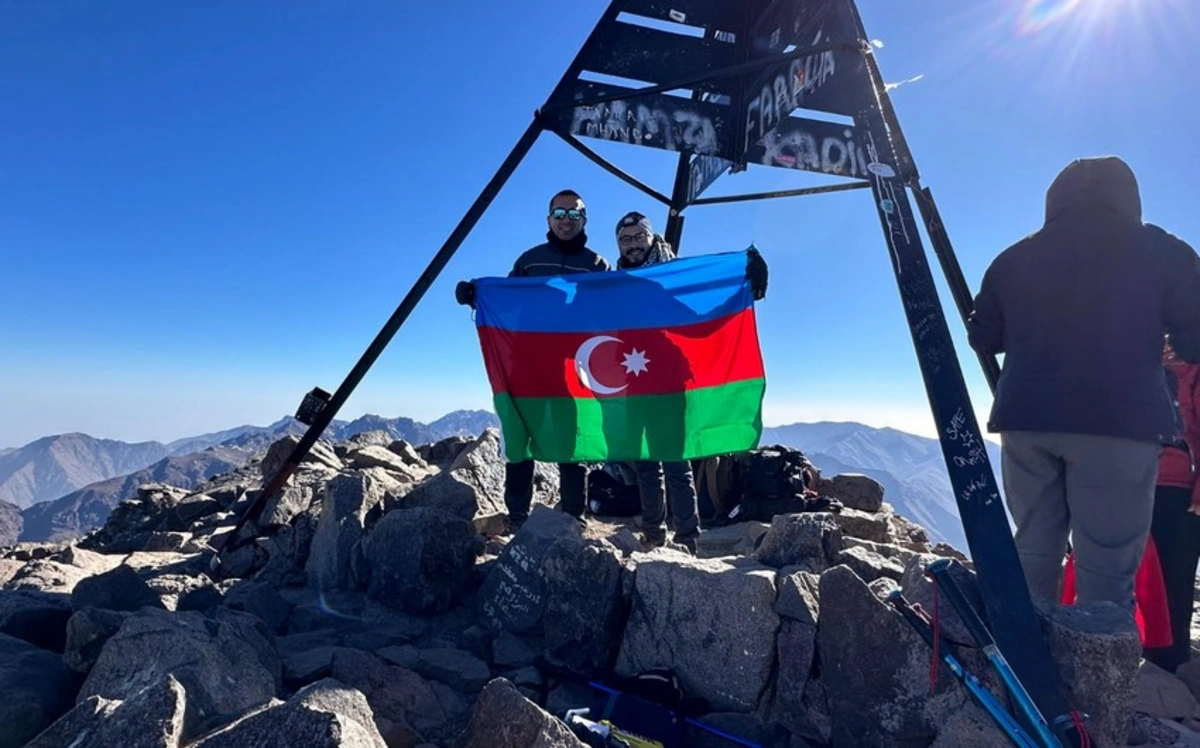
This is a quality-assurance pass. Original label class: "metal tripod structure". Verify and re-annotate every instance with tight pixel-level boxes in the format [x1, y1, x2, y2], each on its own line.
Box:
[212, 1, 1085, 743]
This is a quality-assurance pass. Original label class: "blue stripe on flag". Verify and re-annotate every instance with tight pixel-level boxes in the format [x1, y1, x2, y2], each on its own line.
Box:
[474, 250, 752, 333]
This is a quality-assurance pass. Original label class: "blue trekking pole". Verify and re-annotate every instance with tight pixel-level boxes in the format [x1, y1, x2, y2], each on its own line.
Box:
[886, 589, 1039, 748]
[585, 681, 763, 748]
[926, 559, 1082, 748]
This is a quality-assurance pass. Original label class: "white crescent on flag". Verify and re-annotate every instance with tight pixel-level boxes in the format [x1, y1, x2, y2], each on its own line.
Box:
[574, 335, 627, 395]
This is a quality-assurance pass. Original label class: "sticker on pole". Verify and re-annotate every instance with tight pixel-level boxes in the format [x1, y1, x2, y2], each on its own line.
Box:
[867, 162, 896, 178]
[668, 9, 687, 23]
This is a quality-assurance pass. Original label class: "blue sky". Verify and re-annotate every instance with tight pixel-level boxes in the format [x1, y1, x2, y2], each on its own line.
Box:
[2, 0, 1197, 449]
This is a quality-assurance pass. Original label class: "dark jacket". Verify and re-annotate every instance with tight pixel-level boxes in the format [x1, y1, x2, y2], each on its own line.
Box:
[509, 232, 610, 278]
[968, 156, 1200, 442]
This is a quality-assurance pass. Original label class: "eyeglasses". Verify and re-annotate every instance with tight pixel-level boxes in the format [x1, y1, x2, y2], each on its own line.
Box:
[550, 208, 585, 221]
[619, 232, 650, 245]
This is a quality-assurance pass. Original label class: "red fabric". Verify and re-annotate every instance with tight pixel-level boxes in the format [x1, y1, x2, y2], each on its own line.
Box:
[477, 308, 763, 399]
[1061, 537, 1172, 648]
[1158, 361, 1200, 488]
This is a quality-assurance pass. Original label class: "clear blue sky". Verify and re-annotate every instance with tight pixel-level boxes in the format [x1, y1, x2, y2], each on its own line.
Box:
[2, 0, 1197, 449]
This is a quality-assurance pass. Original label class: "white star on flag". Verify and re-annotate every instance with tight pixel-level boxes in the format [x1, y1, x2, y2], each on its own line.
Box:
[622, 348, 650, 376]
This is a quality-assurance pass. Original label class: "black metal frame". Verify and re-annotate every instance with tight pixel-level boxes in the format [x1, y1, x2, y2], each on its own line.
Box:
[211, 3, 1088, 741]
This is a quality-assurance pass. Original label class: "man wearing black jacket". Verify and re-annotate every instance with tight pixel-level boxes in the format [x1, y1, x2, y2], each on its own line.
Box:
[457, 189, 610, 530]
[968, 156, 1200, 611]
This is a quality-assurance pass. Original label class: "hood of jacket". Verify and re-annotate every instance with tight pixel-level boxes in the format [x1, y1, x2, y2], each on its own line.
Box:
[1044, 155, 1142, 224]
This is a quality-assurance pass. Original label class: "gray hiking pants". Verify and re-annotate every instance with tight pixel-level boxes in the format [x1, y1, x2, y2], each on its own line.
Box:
[634, 461, 700, 543]
[1001, 430, 1160, 611]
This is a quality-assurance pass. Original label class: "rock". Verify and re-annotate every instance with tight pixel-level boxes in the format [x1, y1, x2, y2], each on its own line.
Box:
[607, 528, 643, 556]
[415, 436, 471, 468]
[817, 565, 961, 746]
[347, 446, 423, 480]
[146, 572, 223, 612]
[79, 608, 279, 739]
[64, 607, 133, 673]
[617, 554, 780, 712]
[159, 493, 223, 532]
[775, 570, 820, 624]
[888, 509, 932, 551]
[27, 674, 188, 748]
[386, 439, 424, 466]
[684, 712, 790, 748]
[403, 429, 558, 524]
[842, 537, 920, 568]
[694, 521, 770, 559]
[71, 564, 166, 613]
[773, 618, 819, 737]
[0, 558, 25, 585]
[929, 704, 1013, 747]
[456, 678, 585, 748]
[0, 632, 81, 748]
[192, 678, 386, 747]
[0, 588, 72, 651]
[752, 513, 842, 571]
[283, 645, 344, 687]
[377, 644, 422, 670]
[1137, 660, 1200, 721]
[260, 435, 343, 480]
[478, 506, 583, 635]
[1179, 659, 1200, 704]
[412, 647, 492, 693]
[829, 507, 892, 544]
[459, 624, 492, 660]
[494, 632, 539, 669]
[223, 579, 293, 633]
[306, 471, 393, 591]
[898, 554, 981, 646]
[835, 545, 905, 582]
[260, 483, 320, 528]
[4, 558, 93, 592]
[541, 539, 626, 674]
[363, 507, 480, 614]
[1041, 601, 1141, 748]
[821, 473, 884, 512]
[21, 695, 117, 748]
[331, 648, 469, 745]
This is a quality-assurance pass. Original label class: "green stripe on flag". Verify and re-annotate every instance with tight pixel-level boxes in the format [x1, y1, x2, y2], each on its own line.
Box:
[494, 378, 765, 462]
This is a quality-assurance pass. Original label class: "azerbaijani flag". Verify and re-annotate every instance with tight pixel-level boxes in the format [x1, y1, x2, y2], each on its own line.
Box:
[472, 249, 765, 462]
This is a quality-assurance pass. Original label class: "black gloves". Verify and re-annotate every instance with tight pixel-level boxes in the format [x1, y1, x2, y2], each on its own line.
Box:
[455, 280, 476, 309]
[746, 247, 768, 300]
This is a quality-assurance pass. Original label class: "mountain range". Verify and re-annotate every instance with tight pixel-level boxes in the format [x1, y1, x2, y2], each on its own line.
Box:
[2, 412, 991, 551]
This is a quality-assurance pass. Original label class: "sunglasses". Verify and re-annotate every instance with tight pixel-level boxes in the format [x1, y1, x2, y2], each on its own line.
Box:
[550, 208, 585, 221]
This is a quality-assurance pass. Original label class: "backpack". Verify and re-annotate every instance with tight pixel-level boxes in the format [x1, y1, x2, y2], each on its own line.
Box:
[697, 445, 839, 525]
[587, 463, 642, 517]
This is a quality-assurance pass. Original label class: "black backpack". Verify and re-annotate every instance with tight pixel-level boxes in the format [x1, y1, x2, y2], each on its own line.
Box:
[587, 464, 642, 517]
[700, 445, 840, 524]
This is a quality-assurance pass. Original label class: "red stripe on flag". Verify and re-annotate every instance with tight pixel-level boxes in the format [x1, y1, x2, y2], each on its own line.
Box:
[478, 308, 764, 399]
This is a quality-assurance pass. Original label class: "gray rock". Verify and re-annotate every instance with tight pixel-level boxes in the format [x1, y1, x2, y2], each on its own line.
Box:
[260, 483, 320, 528]
[159, 493, 222, 532]
[477, 506, 583, 635]
[494, 632, 539, 669]
[1178, 659, 1200, 704]
[64, 607, 132, 673]
[1042, 601, 1141, 748]
[412, 647, 492, 693]
[842, 536, 920, 567]
[331, 648, 468, 744]
[929, 704, 1013, 747]
[752, 513, 842, 571]
[376, 644, 421, 670]
[456, 678, 585, 748]
[192, 678, 386, 747]
[821, 473, 884, 512]
[141, 531, 191, 552]
[617, 554, 780, 712]
[79, 608, 279, 738]
[306, 471, 392, 591]
[346, 446, 423, 479]
[0, 558, 25, 586]
[835, 544, 905, 582]
[829, 507, 892, 543]
[403, 430, 559, 524]
[21, 695, 117, 748]
[71, 564, 166, 613]
[773, 618, 819, 737]
[415, 436, 471, 469]
[283, 645, 344, 687]
[145, 572, 223, 612]
[542, 539, 627, 674]
[260, 435, 343, 480]
[683, 712, 790, 748]
[694, 521, 770, 559]
[4, 558, 93, 593]
[363, 507, 480, 614]
[774, 570, 820, 624]
[869, 577, 901, 599]
[0, 588, 72, 651]
[817, 565, 962, 747]
[0, 632, 81, 748]
[222, 579, 293, 633]
[898, 554, 981, 646]
[386, 439, 425, 466]
[888, 509, 932, 551]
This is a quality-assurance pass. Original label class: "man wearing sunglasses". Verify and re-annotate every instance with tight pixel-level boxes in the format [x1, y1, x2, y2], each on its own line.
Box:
[456, 189, 610, 531]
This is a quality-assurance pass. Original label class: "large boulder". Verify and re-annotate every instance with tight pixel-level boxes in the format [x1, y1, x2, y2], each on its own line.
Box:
[0, 633, 81, 748]
[363, 507, 480, 614]
[25, 675, 187, 748]
[818, 473, 885, 512]
[0, 588, 73, 651]
[63, 607, 133, 673]
[752, 512, 843, 572]
[541, 537, 627, 674]
[770, 571, 821, 738]
[71, 564, 166, 613]
[306, 470, 396, 591]
[260, 435, 343, 480]
[456, 678, 585, 748]
[817, 565, 963, 746]
[192, 678, 387, 747]
[402, 429, 559, 527]
[79, 608, 279, 738]
[616, 553, 780, 713]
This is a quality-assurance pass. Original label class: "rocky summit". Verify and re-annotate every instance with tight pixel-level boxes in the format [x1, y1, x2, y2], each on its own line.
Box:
[0, 428, 1195, 747]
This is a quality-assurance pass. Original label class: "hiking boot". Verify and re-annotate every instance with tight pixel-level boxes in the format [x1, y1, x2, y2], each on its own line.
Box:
[640, 531, 667, 551]
[506, 514, 527, 536]
[676, 537, 698, 556]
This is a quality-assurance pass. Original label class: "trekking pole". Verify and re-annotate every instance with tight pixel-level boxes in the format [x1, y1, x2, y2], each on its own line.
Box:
[886, 589, 1039, 748]
[926, 559, 1072, 748]
[584, 681, 763, 748]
